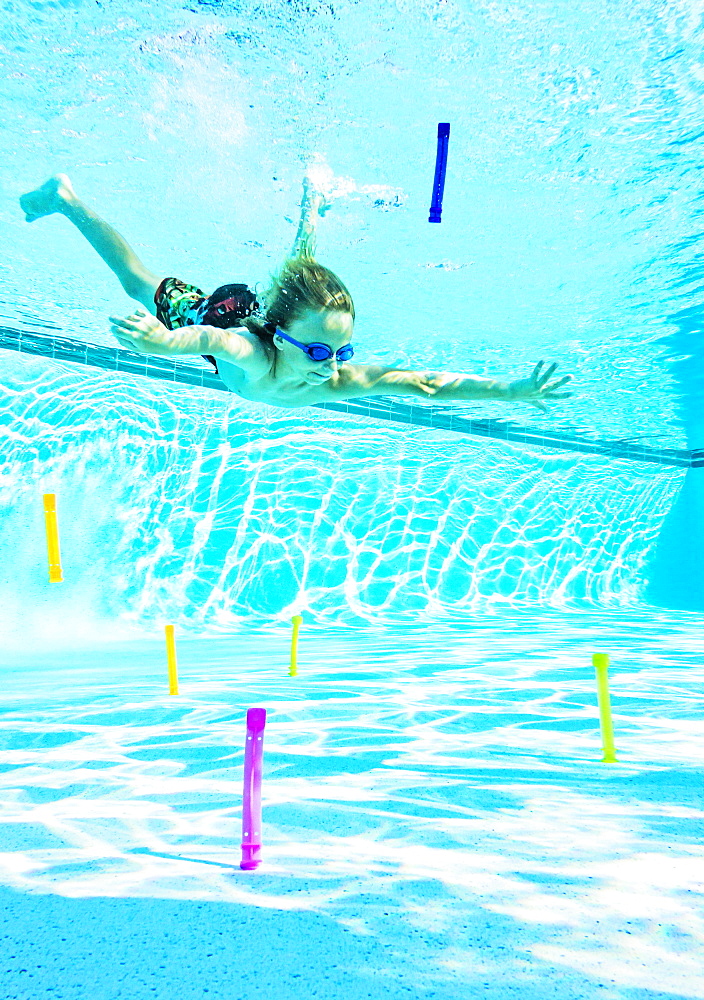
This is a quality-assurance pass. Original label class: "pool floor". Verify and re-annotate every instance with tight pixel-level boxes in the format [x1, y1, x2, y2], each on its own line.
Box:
[1, 615, 703, 999]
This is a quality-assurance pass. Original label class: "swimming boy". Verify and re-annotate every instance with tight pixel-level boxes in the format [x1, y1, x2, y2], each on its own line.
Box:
[20, 173, 572, 412]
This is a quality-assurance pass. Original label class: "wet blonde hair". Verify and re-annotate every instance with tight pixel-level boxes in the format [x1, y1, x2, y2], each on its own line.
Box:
[242, 253, 355, 348]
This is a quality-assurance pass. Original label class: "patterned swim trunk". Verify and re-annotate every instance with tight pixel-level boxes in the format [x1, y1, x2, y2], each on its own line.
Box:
[153, 277, 260, 376]
[153, 277, 218, 373]
[154, 277, 209, 330]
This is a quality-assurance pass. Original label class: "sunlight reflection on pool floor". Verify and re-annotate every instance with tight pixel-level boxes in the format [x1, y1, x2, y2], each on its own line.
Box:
[1, 615, 703, 997]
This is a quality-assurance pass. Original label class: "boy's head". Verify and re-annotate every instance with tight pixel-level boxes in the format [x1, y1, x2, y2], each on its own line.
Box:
[273, 307, 354, 384]
[255, 255, 355, 383]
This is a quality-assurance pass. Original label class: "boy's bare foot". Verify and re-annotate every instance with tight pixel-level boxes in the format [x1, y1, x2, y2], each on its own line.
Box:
[302, 173, 332, 217]
[20, 173, 77, 222]
[316, 191, 332, 217]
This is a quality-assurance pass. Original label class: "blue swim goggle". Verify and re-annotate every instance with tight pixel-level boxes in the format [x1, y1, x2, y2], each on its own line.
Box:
[275, 326, 354, 363]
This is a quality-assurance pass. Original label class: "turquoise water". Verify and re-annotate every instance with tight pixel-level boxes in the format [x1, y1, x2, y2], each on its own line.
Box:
[1, 617, 704, 997]
[1, 0, 704, 997]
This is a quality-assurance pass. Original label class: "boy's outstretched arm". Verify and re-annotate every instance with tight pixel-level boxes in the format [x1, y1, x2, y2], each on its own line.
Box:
[109, 309, 257, 365]
[332, 361, 573, 413]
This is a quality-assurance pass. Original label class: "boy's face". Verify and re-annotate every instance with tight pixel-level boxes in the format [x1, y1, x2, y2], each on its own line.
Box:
[275, 308, 354, 384]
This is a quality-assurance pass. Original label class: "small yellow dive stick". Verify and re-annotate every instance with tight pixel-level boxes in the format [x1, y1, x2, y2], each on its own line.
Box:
[593, 653, 617, 763]
[290, 615, 303, 677]
[42, 493, 63, 582]
[165, 625, 179, 695]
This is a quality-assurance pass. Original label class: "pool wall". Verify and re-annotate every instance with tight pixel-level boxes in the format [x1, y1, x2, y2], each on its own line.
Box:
[0, 353, 688, 644]
[644, 306, 704, 611]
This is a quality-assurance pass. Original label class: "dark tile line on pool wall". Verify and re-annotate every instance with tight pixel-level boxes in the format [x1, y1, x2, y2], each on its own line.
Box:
[1, 326, 700, 470]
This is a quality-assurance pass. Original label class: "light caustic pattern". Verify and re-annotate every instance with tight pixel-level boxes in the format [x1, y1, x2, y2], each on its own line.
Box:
[0, 618, 703, 997]
[1, 0, 701, 640]
[0, 366, 683, 640]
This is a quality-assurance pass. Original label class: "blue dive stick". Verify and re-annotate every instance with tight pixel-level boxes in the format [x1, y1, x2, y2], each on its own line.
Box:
[429, 122, 450, 223]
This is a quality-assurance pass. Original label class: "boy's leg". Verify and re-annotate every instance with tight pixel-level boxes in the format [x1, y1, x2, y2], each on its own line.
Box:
[20, 174, 163, 312]
[289, 177, 330, 259]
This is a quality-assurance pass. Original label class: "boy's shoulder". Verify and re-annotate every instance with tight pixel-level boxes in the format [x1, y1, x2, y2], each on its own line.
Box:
[211, 326, 272, 376]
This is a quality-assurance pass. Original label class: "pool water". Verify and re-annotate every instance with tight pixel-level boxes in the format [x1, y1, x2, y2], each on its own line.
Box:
[1, 0, 704, 997]
[1, 613, 703, 998]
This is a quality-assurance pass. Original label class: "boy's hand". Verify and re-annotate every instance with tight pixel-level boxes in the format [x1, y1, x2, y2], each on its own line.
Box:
[110, 309, 177, 356]
[507, 361, 573, 412]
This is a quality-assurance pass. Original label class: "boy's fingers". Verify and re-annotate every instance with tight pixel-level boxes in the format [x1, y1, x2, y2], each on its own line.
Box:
[110, 317, 141, 332]
[538, 363, 557, 385]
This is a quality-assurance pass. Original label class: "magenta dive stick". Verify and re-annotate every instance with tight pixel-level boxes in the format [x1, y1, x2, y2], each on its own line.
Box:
[240, 707, 266, 870]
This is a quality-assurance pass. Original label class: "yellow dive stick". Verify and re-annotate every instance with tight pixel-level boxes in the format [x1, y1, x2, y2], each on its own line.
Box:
[593, 653, 617, 762]
[165, 625, 179, 695]
[290, 615, 302, 676]
[42, 493, 63, 582]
